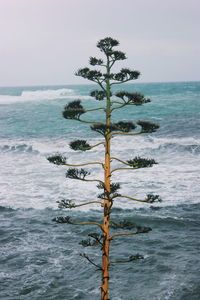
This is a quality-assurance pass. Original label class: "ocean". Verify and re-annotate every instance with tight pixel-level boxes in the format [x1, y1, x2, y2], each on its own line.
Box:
[0, 81, 200, 300]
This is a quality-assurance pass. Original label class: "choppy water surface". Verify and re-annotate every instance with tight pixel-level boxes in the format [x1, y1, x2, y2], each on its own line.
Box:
[0, 82, 200, 299]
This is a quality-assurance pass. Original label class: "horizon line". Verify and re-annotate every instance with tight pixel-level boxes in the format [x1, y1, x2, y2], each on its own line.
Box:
[0, 80, 199, 89]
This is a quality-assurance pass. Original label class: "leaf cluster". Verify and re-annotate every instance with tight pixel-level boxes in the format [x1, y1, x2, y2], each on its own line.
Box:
[129, 254, 144, 261]
[79, 239, 97, 247]
[90, 90, 108, 101]
[76, 66, 140, 86]
[115, 121, 136, 132]
[110, 50, 126, 61]
[110, 220, 152, 233]
[52, 216, 72, 224]
[91, 121, 136, 136]
[136, 226, 152, 233]
[57, 199, 76, 209]
[63, 100, 85, 120]
[86, 69, 140, 82]
[127, 156, 157, 168]
[47, 154, 66, 165]
[96, 38, 126, 61]
[145, 194, 162, 203]
[69, 140, 91, 151]
[110, 220, 138, 230]
[113, 68, 140, 81]
[76, 68, 102, 82]
[80, 232, 103, 247]
[97, 182, 121, 200]
[115, 91, 151, 105]
[97, 37, 119, 55]
[137, 120, 160, 133]
[66, 168, 90, 180]
[91, 124, 117, 136]
[89, 57, 103, 66]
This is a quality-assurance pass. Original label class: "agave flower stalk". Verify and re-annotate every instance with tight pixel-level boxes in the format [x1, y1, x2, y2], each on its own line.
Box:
[47, 37, 161, 300]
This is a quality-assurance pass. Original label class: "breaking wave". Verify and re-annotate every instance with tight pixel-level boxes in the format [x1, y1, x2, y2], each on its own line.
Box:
[0, 144, 39, 154]
[0, 88, 76, 104]
[111, 136, 200, 155]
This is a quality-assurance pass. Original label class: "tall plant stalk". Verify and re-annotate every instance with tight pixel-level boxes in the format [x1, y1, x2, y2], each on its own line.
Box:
[47, 37, 161, 300]
[101, 57, 112, 299]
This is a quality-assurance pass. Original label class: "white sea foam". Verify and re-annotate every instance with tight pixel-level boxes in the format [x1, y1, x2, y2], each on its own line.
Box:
[34, 135, 199, 155]
[1, 135, 200, 210]
[0, 88, 92, 104]
[21, 88, 74, 100]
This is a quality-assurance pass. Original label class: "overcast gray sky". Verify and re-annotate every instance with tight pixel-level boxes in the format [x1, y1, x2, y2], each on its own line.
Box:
[0, 0, 199, 86]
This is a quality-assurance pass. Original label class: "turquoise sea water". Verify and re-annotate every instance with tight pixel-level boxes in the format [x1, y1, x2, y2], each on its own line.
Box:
[0, 82, 200, 299]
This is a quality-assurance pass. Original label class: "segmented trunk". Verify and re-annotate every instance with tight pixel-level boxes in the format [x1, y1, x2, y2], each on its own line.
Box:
[101, 72, 111, 300]
[101, 135, 111, 300]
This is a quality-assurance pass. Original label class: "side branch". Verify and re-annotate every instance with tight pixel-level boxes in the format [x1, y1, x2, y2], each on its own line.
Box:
[96, 79, 106, 92]
[85, 107, 105, 112]
[63, 161, 103, 168]
[53, 216, 103, 230]
[110, 230, 148, 240]
[111, 131, 142, 137]
[111, 157, 131, 166]
[66, 168, 104, 185]
[110, 254, 144, 264]
[58, 199, 104, 209]
[78, 119, 103, 124]
[111, 103, 127, 112]
[80, 253, 102, 270]
[74, 201, 104, 207]
[111, 102, 145, 112]
[79, 178, 104, 185]
[69, 140, 104, 151]
[90, 141, 105, 149]
[71, 220, 103, 229]
[110, 101, 124, 105]
[114, 195, 149, 203]
[111, 167, 139, 174]
[117, 194, 162, 204]
[110, 78, 135, 85]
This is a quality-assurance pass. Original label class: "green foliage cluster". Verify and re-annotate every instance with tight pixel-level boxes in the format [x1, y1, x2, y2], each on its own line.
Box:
[63, 100, 85, 120]
[115, 91, 151, 105]
[137, 120, 160, 133]
[69, 140, 91, 151]
[97, 182, 121, 200]
[47, 154, 66, 165]
[66, 168, 90, 180]
[127, 157, 157, 168]
[90, 90, 108, 100]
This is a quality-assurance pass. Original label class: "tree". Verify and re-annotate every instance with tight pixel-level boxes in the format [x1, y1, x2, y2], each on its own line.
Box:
[47, 37, 161, 300]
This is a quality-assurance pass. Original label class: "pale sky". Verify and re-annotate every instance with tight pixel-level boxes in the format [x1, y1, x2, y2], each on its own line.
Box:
[0, 0, 199, 86]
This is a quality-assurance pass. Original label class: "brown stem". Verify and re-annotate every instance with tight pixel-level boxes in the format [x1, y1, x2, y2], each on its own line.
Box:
[101, 58, 111, 300]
